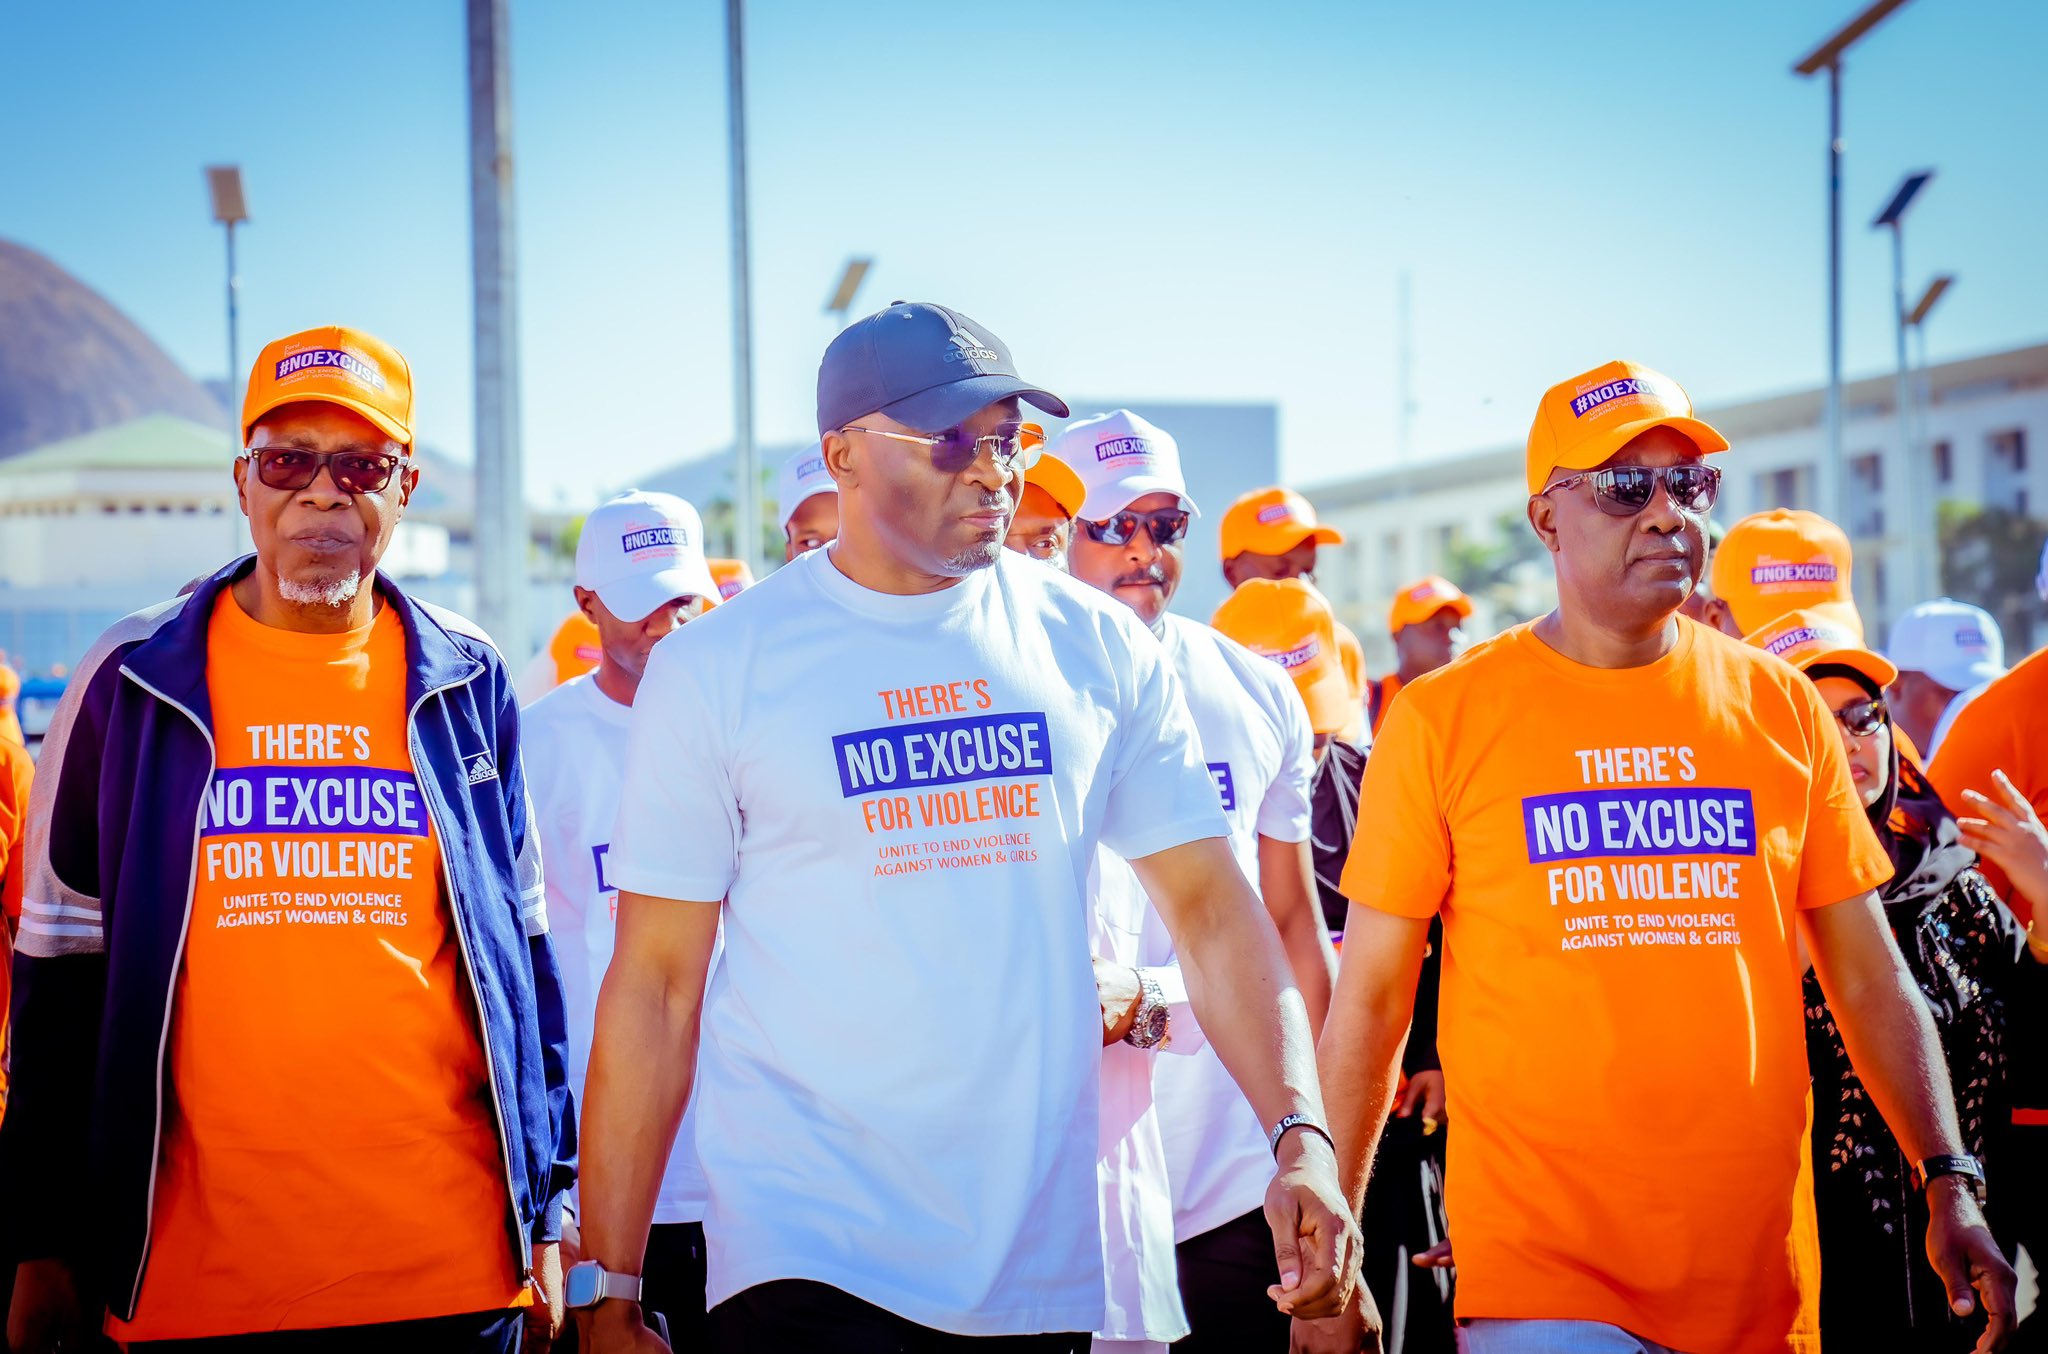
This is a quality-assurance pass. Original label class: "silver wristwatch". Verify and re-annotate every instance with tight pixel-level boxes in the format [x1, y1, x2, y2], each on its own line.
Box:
[1122, 969, 1170, 1050]
[564, 1259, 643, 1309]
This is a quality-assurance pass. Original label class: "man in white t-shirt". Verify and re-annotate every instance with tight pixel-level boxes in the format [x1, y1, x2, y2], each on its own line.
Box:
[1055, 410, 1335, 1354]
[572, 303, 1358, 1353]
[523, 490, 722, 1349]
[777, 442, 839, 561]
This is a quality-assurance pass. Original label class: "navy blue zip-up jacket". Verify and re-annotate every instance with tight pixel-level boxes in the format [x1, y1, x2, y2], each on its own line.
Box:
[0, 558, 575, 1320]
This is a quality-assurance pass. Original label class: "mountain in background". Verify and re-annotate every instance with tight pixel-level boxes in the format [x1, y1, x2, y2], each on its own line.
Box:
[0, 239, 227, 459]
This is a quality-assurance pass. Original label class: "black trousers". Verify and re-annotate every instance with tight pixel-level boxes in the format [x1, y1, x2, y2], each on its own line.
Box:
[1999, 1124, 2048, 1353]
[1173, 1208, 1289, 1353]
[709, 1279, 1086, 1353]
[128, 1307, 522, 1353]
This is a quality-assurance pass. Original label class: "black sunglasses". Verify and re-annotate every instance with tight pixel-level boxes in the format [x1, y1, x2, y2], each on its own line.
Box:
[1079, 507, 1192, 548]
[1830, 697, 1887, 738]
[1540, 464, 1721, 518]
[245, 447, 407, 495]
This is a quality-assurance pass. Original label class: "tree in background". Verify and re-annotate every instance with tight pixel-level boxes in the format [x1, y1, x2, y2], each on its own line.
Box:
[1939, 503, 2047, 654]
[1442, 511, 1555, 628]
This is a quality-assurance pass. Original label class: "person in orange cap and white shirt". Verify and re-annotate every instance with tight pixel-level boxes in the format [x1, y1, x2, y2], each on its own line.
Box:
[1368, 577, 1471, 735]
[1745, 608, 2044, 1352]
[1709, 507, 1863, 640]
[1212, 580, 1455, 1353]
[1055, 410, 1338, 1354]
[1299, 359, 2013, 1354]
[1219, 489, 1369, 740]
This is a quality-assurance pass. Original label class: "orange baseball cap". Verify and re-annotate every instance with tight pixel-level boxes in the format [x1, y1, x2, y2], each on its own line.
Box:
[1211, 578, 1358, 737]
[242, 325, 414, 449]
[1389, 575, 1473, 635]
[1525, 360, 1728, 495]
[1023, 451, 1086, 521]
[1710, 508, 1861, 638]
[1745, 607, 1896, 691]
[710, 558, 756, 601]
[1219, 487, 1344, 561]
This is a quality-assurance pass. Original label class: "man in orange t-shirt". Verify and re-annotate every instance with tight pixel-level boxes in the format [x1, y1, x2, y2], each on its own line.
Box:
[1367, 575, 1470, 735]
[2, 326, 571, 1354]
[1294, 360, 2014, 1354]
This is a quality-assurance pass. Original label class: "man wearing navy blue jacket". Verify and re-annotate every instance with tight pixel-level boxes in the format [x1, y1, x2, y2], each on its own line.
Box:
[1, 326, 574, 1354]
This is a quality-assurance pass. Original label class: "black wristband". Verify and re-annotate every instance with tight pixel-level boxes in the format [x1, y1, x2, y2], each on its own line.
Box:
[1268, 1113, 1336, 1158]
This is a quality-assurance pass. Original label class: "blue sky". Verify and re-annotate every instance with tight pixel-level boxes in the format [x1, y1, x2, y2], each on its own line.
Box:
[4, 0, 2043, 506]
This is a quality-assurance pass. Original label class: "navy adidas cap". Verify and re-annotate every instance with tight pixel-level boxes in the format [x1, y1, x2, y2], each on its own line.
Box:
[816, 301, 1069, 437]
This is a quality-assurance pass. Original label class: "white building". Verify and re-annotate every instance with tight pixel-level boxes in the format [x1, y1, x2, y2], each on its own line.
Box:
[1308, 343, 2048, 669]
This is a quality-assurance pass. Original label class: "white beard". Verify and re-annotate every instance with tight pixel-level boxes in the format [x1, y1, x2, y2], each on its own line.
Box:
[277, 570, 363, 608]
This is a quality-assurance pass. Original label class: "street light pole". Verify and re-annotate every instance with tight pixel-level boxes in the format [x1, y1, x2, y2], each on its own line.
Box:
[725, 0, 760, 573]
[1794, 0, 1912, 527]
[205, 166, 248, 456]
[1874, 169, 1933, 604]
[467, 0, 529, 662]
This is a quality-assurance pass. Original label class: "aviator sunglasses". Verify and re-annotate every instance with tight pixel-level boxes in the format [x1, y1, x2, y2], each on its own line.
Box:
[1078, 507, 1193, 548]
[840, 420, 1046, 475]
[1538, 464, 1721, 518]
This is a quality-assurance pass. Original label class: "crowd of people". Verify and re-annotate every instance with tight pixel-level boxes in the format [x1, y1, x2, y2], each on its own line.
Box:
[0, 306, 2042, 1354]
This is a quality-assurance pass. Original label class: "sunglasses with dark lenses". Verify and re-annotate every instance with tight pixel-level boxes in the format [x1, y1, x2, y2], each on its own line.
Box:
[1830, 697, 1887, 738]
[1542, 463, 1721, 517]
[841, 420, 1046, 475]
[246, 447, 407, 495]
[1079, 507, 1193, 548]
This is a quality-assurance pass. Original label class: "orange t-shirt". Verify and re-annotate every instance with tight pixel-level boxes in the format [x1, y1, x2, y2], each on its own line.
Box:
[1929, 647, 2047, 924]
[1369, 672, 1403, 736]
[1339, 619, 1891, 1354]
[111, 592, 523, 1340]
[0, 735, 33, 1125]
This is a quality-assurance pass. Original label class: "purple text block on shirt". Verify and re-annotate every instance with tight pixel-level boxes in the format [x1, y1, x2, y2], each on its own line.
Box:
[1520, 787, 1756, 865]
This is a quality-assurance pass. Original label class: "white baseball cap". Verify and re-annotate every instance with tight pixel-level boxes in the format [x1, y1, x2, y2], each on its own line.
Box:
[1050, 409, 1199, 522]
[1886, 598, 2006, 692]
[575, 490, 720, 623]
[776, 443, 836, 527]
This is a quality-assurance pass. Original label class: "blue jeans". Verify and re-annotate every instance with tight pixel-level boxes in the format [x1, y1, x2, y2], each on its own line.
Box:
[1460, 1319, 1687, 1354]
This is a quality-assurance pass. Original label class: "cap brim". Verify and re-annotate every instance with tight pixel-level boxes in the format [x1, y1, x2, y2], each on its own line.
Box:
[1543, 413, 1731, 483]
[243, 390, 411, 449]
[592, 564, 721, 624]
[880, 374, 1069, 434]
[1026, 453, 1087, 520]
[1077, 477, 1200, 522]
[1799, 645, 1899, 690]
[1298, 661, 1361, 737]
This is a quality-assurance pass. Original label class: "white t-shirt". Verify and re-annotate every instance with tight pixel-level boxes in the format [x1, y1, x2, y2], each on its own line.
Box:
[1138, 614, 1315, 1243]
[521, 673, 708, 1225]
[608, 547, 1230, 1337]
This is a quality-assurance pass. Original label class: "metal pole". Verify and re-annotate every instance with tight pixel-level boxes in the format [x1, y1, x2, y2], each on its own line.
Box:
[224, 220, 240, 454]
[725, 0, 759, 572]
[467, 0, 528, 661]
[1889, 222, 1916, 598]
[1824, 61, 1845, 527]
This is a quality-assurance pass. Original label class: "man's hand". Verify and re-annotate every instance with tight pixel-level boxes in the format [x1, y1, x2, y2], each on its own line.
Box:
[560, 1214, 585, 1267]
[1093, 956, 1142, 1045]
[526, 1241, 564, 1354]
[1925, 1181, 2016, 1354]
[1262, 1128, 1360, 1321]
[6, 1259, 86, 1354]
[1393, 1069, 1445, 1135]
[581, 1299, 676, 1353]
[1957, 771, 2048, 912]
[1288, 1283, 1384, 1354]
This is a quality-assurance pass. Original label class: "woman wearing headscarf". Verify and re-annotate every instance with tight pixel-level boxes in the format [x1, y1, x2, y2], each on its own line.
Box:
[1747, 609, 2048, 1351]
